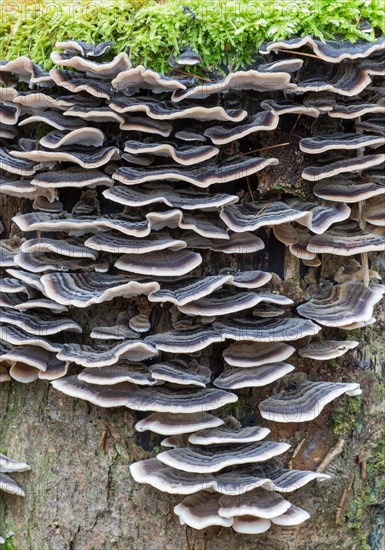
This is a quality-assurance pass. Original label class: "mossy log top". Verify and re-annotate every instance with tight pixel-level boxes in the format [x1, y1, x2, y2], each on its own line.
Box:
[1, 0, 385, 73]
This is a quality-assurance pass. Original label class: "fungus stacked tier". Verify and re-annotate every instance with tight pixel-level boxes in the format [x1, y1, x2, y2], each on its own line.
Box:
[0, 37, 385, 534]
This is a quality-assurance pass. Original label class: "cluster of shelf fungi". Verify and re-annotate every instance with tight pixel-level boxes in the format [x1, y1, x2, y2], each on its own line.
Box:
[0, 34, 385, 536]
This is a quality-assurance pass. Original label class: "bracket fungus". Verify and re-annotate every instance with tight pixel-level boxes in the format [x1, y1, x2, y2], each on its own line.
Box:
[1, 34, 384, 539]
[0, 454, 30, 497]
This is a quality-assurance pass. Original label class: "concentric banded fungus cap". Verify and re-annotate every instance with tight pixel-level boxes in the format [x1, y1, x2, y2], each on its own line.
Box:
[32, 196, 64, 213]
[302, 154, 385, 181]
[13, 213, 152, 238]
[286, 199, 350, 234]
[0, 454, 31, 473]
[123, 140, 219, 166]
[171, 70, 291, 102]
[299, 340, 359, 360]
[110, 97, 246, 122]
[174, 493, 234, 529]
[0, 148, 38, 176]
[21, 238, 99, 259]
[214, 363, 295, 390]
[49, 69, 112, 99]
[0, 346, 54, 372]
[177, 47, 202, 66]
[113, 156, 278, 188]
[148, 275, 233, 306]
[232, 517, 271, 534]
[259, 381, 361, 422]
[145, 209, 228, 239]
[0, 473, 26, 496]
[183, 232, 264, 254]
[13, 252, 108, 273]
[260, 35, 385, 61]
[84, 233, 186, 254]
[297, 282, 384, 327]
[157, 441, 290, 473]
[261, 98, 319, 117]
[135, 412, 224, 435]
[41, 272, 160, 308]
[13, 92, 74, 111]
[228, 270, 272, 289]
[55, 39, 113, 57]
[19, 111, 85, 131]
[57, 340, 157, 367]
[327, 101, 385, 119]
[6, 269, 45, 294]
[0, 242, 19, 267]
[271, 504, 310, 526]
[145, 325, 223, 353]
[39, 128, 105, 149]
[0, 326, 61, 352]
[50, 51, 131, 78]
[214, 318, 320, 342]
[218, 487, 291, 519]
[0, 126, 18, 140]
[188, 426, 270, 445]
[114, 249, 202, 276]
[130, 458, 331, 496]
[299, 133, 385, 154]
[148, 360, 211, 387]
[204, 112, 279, 145]
[175, 130, 206, 142]
[129, 458, 216, 494]
[78, 364, 155, 386]
[129, 314, 151, 333]
[0, 278, 28, 294]
[223, 342, 295, 367]
[32, 167, 113, 189]
[220, 202, 309, 232]
[119, 115, 172, 137]
[0, 56, 51, 85]
[219, 463, 330, 493]
[10, 146, 120, 169]
[112, 65, 186, 93]
[52, 376, 237, 412]
[287, 62, 372, 97]
[0, 292, 25, 308]
[103, 184, 238, 210]
[0, 307, 82, 335]
[313, 177, 385, 203]
[177, 291, 292, 317]
[307, 222, 385, 256]
[63, 105, 125, 124]
[0, 104, 19, 125]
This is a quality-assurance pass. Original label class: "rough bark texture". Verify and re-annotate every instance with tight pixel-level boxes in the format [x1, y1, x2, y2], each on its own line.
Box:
[1, 193, 384, 550]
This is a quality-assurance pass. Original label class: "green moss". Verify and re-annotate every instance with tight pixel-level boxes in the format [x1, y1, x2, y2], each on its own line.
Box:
[1, 535, 17, 550]
[347, 432, 385, 549]
[0, 0, 384, 73]
[332, 396, 363, 438]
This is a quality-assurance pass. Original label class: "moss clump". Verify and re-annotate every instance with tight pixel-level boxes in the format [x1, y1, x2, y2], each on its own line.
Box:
[347, 435, 385, 550]
[332, 396, 363, 438]
[0, 0, 385, 73]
